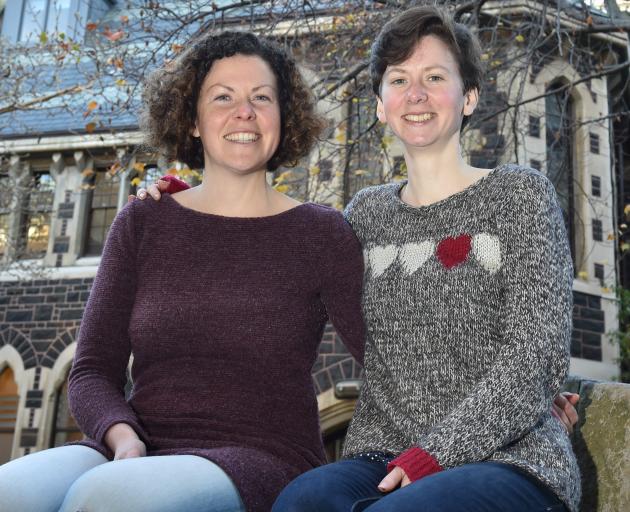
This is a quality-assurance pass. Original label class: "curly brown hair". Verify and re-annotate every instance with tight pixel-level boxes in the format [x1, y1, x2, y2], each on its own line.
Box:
[140, 31, 324, 171]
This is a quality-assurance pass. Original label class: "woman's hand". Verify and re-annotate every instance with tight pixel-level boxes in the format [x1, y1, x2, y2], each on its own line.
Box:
[552, 392, 579, 434]
[104, 423, 147, 460]
[378, 466, 411, 492]
[128, 179, 170, 202]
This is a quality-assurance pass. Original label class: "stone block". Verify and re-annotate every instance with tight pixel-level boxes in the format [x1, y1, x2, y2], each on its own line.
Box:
[5, 309, 33, 322]
[573, 380, 630, 511]
[34, 305, 53, 321]
[60, 309, 83, 320]
[31, 328, 57, 340]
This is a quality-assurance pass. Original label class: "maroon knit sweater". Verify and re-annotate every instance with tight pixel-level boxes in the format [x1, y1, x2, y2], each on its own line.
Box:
[68, 194, 365, 512]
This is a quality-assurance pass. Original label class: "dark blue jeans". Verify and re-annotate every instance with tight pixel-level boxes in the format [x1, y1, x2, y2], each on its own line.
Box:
[272, 459, 567, 512]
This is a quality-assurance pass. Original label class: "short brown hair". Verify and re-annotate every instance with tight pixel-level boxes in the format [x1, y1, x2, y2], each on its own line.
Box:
[140, 31, 324, 171]
[370, 6, 484, 128]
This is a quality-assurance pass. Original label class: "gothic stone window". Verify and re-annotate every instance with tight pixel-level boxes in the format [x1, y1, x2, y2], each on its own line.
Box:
[49, 373, 82, 447]
[0, 367, 19, 464]
[545, 83, 576, 267]
[83, 169, 120, 256]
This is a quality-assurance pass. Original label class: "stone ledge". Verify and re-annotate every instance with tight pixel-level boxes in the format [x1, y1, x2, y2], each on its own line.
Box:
[564, 377, 630, 511]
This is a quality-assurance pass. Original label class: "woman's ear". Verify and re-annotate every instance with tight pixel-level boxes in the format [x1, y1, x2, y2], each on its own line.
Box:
[376, 97, 386, 123]
[463, 88, 479, 116]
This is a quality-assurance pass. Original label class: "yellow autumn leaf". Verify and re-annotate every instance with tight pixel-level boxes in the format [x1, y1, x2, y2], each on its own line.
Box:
[310, 166, 320, 176]
[607, 233, 615, 241]
[40, 32, 48, 44]
[85, 122, 96, 133]
[515, 34, 525, 43]
[87, 101, 98, 111]
[622, 242, 630, 252]
[133, 162, 146, 172]
[115, 78, 127, 86]
[354, 169, 367, 176]
[480, 53, 489, 61]
[131, 177, 142, 187]
[624, 204, 630, 216]
[81, 168, 95, 177]
[108, 162, 121, 176]
[577, 270, 588, 280]
[167, 167, 178, 175]
[275, 184, 289, 193]
[274, 170, 292, 184]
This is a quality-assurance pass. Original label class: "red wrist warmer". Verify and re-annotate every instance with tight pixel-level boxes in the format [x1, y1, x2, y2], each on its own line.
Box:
[160, 175, 190, 193]
[387, 446, 443, 481]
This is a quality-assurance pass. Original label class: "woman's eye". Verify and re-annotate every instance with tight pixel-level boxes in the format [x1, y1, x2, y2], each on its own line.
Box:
[428, 75, 444, 82]
[214, 94, 230, 101]
[391, 78, 406, 85]
[253, 95, 271, 102]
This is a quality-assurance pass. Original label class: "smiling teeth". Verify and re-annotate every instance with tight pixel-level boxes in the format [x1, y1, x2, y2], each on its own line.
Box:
[404, 113, 434, 122]
[224, 132, 260, 142]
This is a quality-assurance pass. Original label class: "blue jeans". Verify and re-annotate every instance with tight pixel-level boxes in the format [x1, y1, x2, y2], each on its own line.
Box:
[0, 445, 245, 512]
[272, 459, 567, 512]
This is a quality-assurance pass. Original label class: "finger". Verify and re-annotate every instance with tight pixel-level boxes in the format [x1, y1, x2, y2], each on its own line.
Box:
[553, 393, 568, 409]
[400, 474, 412, 488]
[562, 400, 579, 427]
[127, 195, 136, 203]
[137, 188, 147, 200]
[553, 404, 573, 434]
[378, 467, 403, 492]
[157, 179, 170, 191]
[148, 184, 162, 200]
[563, 392, 580, 405]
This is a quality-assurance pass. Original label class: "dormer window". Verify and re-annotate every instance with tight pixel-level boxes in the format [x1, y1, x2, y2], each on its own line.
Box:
[18, 0, 72, 42]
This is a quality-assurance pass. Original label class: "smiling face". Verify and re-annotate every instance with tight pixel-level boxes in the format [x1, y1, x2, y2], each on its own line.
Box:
[193, 54, 281, 175]
[376, 35, 478, 151]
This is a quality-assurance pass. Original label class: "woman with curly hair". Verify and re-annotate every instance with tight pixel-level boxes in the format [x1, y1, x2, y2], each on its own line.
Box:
[0, 31, 365, 512]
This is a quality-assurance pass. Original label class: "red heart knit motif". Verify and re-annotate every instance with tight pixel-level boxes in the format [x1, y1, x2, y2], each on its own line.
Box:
[436, 234, 472, 269]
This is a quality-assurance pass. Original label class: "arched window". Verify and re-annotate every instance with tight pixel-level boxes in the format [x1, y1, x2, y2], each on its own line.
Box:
[0, 366, 19, 464]
[545, 82, 577, 266]
[49, 374, 82, 447]
[323, 424, 349, 463]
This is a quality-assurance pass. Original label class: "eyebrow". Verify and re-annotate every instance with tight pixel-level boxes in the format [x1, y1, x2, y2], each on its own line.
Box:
[386, 65, 451, 74]
[205, 83, 276, 92]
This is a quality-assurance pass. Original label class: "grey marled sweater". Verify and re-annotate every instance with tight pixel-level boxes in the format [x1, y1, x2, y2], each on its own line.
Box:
[342, 165, 581, 511]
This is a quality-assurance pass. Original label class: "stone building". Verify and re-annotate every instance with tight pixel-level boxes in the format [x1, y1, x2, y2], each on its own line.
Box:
[0, 0, 628, 466]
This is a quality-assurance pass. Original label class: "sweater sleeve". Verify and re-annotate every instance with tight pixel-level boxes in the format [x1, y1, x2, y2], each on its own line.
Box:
[319, 209, 366, 365]
[68, 202, 150, 448]
[389, 174, 573, 480]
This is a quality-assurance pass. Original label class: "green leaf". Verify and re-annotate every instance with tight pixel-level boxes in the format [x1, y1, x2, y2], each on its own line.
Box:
[40, 31, 48, 44]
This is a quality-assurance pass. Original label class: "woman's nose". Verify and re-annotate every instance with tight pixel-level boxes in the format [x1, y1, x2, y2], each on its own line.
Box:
[235, 100, 256, 120]
[406, 84, 428, 103]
